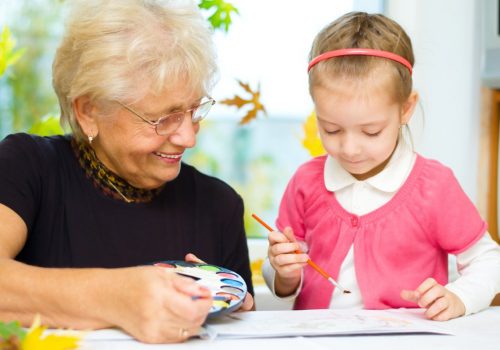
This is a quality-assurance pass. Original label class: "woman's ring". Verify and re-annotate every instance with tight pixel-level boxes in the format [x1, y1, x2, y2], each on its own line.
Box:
[179, 328, 189, 339]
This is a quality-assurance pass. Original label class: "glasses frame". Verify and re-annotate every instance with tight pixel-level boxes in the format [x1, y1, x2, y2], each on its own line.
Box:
[118, 97, 215, 136]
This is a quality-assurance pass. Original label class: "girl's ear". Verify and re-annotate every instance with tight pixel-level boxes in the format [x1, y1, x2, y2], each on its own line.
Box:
[73, 95, 99, 138]
[400, 91, 419, 125]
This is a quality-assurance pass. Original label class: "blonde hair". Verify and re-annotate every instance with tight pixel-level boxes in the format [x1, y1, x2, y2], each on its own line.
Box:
[53, 0, 217, 140]
[308, 12, 414, 104]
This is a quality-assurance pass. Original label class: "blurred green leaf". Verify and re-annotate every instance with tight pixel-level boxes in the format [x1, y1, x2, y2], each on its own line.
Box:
[198, 0, 239, 32]
[28, 114, 65, 136]
[3, 1, 63, 136]
[0, 320, 27, 341]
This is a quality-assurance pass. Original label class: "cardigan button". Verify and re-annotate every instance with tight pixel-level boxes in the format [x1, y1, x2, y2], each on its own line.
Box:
[351, 216, 359, 227]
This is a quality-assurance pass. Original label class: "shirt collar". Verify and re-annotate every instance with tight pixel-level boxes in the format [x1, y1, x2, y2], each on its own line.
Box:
[324, 139, 415, 193]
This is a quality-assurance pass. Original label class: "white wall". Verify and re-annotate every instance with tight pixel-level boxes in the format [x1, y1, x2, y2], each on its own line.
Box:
[386, 0, 482, 202]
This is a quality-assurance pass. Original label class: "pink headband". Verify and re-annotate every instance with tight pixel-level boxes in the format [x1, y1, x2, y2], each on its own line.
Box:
[308, 48, 413, 75]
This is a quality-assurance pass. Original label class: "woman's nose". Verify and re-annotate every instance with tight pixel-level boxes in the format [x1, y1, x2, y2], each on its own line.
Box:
[168, 113, 197, 148]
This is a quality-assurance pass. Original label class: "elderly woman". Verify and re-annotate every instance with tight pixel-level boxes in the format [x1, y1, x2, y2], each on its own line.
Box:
[0, 0, 254, 344]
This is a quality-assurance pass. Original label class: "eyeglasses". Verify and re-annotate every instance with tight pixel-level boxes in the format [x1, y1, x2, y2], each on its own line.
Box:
[118, 97, 215, 136]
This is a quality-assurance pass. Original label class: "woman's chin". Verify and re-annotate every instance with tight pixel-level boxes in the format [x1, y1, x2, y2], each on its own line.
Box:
[142, 169, 182, 189]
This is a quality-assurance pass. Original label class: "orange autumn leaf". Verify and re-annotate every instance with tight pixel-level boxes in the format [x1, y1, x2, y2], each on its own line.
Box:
[221, 80, 267, 124]
[301, 110, 325, 157]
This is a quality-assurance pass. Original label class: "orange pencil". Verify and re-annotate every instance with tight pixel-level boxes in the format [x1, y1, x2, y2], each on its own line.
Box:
[252, 213, 351, 294]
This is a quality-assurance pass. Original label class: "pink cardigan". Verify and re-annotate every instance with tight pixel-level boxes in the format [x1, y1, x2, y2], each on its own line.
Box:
[276, 155, 487, 310]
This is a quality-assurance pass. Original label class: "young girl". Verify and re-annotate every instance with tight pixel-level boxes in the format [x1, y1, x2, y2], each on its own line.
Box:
[263, 11, 500, 321]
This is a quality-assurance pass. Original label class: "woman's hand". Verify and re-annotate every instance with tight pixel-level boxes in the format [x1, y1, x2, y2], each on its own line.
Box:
[268, 226, 309, 296]
[185, 253, 255, 311]
[102, 266, 212, 344]
[400, 277, 466, 321]
[184, 253, 205, 264]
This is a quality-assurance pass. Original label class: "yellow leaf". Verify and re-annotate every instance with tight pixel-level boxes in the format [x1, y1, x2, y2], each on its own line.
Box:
[301, 110, 326, 157]
[238, 80, 253, 94]
[21, 315, 81, 350]
[240, 107, 258, 125]
[220, 95, 248, 109]
[220, 80, 267, 124]
[250, 258, 265, 286]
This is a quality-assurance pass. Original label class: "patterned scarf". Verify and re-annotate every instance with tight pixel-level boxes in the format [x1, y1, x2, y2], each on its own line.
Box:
[72, 138, 162, 203]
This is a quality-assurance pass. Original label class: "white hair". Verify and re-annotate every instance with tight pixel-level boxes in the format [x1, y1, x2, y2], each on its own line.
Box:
[52, 0, 218, 140]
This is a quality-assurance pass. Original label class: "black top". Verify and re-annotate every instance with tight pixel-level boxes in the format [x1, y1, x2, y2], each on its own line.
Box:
[0, 133, 253, 295]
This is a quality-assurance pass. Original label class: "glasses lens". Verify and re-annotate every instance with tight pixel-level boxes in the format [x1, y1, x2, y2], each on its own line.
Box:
[192, 98, 214, 122]
[156, 113, 183, 135]
[155, 98, 214, 136]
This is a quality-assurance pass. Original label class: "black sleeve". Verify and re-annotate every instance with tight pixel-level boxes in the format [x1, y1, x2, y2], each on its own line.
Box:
[220, 193, 254, 296]
[0, 133, 44, 231]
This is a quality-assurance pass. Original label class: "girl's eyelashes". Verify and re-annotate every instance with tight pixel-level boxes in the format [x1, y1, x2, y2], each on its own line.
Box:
[323, 129, 382, 136]
[364, 131, 382, 137]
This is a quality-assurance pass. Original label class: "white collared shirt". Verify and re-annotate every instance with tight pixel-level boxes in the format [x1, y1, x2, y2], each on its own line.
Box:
[325, 140, 416, 308]
[263, 140, 500, 314]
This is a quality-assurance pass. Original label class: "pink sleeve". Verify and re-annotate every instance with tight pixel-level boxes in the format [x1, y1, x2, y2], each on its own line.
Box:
[276, 172, 307, 241]
[430, 168, 487, 255]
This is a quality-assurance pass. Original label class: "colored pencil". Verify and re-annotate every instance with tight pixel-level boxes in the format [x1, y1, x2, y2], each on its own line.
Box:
[191, 295, 231, 301]
[251, 213, 351, 294]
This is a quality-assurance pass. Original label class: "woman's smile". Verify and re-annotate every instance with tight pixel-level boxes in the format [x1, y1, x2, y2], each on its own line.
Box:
[153, 151, 183, 164]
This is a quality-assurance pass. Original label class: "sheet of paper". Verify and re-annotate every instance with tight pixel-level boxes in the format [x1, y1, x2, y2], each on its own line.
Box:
[202, 308, 454, 339]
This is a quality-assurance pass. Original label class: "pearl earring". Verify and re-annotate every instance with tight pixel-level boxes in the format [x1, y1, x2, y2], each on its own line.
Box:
[88, 134, 94, 144]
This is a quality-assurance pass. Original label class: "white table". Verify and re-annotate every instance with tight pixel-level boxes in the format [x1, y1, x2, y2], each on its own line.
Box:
[81, 307, 500, 350]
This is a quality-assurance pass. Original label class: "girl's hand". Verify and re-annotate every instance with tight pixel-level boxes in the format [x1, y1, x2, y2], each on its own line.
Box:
[400, 277, 466, 321]
[239, 291, 255, 311]
[185, 253, 255, 311]
[268, 226, 309, 296]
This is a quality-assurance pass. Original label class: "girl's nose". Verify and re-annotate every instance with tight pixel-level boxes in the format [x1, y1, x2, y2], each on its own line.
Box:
[340, 134, 361, 158]
[168, 113, 198, 148]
